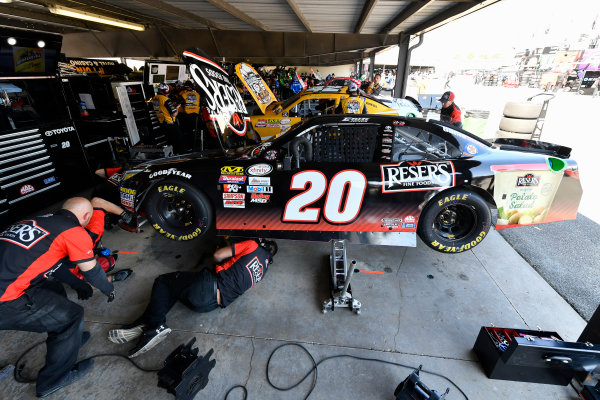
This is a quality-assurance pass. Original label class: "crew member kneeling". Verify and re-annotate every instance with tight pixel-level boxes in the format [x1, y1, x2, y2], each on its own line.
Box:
[0, 197, 116, 398]
[108, 239, 277, 358]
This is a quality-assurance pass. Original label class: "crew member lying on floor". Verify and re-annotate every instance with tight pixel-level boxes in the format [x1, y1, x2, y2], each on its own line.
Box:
[50, 197, 133, 300]
[108, 239, 278, 358]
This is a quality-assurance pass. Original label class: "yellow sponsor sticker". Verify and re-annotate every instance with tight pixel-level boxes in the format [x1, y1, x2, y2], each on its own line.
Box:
[220, 166, 244, 175]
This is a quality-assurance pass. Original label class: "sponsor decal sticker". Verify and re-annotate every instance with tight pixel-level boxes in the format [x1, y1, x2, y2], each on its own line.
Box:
[247, 163, 272, 176]
[223, 193, 245, 200]
[247, 185, 273, 193]
[0, 220, 50, 249]
[381, 218, 402, 228]
[401, 222, 415, 229]
[223, 184, 241, 192]
[267, 119, 279, 124]
[20, 184, 35, 195]
[465, 144, 477, 155]
[341, 117, 369, 122]
[149, 168, 192, 179]
[250, 193, 270, 203]
[120, 187, 136, 207]
[43, 176, 56, 185]
[516, 173, 539, 187]
[381, 148, 391, 154]
[223, 199, 245, 208]
[282, 112, 288, 117]
[44, 126, 75, 136]
[383, 125, 393, 132]
[267, 124, 279, 128]
[279, 118, 291, 124]
[219, 175, 246, 184]
[382, 138, 393, 144]
[405, 216, 416, 223]
[393, 120, 405, 126]
[248, 176, 270, 186]
[221, 166, 244, 175]
[380, 160, 455, 193]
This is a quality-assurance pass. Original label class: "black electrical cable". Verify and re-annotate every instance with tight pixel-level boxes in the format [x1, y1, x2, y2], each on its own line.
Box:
[13, 340, 161, 384]
[224, 385, 248, 400]
[225, 342, 470, 400]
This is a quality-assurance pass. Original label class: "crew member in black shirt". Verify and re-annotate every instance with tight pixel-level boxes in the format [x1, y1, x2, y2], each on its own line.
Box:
[108, 239, 278, 358]
[0, 197, 116, 398]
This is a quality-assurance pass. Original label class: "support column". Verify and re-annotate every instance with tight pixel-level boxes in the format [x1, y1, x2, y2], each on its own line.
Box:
[393, 32, 411, 98]
[368, 51, 375, 81]
[358, 58, 364, 79]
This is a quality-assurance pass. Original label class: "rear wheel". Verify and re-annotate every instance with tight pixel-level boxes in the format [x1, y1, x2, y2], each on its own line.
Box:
[418, 189, 491, 253]
[144, 179, 213, 241]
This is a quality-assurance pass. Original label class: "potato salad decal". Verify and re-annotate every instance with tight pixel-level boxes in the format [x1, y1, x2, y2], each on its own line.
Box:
[183, 48, 249, 136]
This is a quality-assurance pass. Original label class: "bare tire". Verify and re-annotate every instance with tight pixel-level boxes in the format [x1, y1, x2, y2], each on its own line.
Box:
[503, 102, 543, 119]
[144, 179, 213, 241]
[499, 117, 537, 133]
[495, 129, 532, 140]
[418, 189, 491, 253]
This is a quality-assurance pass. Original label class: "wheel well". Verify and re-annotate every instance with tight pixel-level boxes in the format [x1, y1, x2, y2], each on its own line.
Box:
[418, 185, 497, 232]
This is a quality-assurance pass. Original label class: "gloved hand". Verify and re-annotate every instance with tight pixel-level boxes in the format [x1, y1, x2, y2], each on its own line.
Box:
[107, 290, 116, 303]
[75, 284, 93, 300]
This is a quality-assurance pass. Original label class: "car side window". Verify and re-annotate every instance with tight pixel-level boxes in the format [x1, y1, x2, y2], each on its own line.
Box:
[386, 125, 461, 162]
[304, 124, 378, 163]
[290, 98, 337, 118]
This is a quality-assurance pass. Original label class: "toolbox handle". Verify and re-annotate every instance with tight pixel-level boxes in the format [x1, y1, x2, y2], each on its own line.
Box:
[544, 356, 572, 364]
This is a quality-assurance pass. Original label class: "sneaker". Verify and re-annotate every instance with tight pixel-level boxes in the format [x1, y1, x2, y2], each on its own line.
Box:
[108, 268, 132, 282]
[36, 359, 94, 398]
[108, 324, 145, 344]
[128, 325, 171, 358]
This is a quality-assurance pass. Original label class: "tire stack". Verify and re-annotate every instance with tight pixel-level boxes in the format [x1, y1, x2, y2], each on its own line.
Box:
[495, 101, 543, 140]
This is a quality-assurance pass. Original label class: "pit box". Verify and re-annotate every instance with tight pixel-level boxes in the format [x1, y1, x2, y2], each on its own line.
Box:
[473, 326, 600, 385]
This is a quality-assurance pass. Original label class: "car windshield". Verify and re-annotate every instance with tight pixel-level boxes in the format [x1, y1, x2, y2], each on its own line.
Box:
[281, 93, 302, 109]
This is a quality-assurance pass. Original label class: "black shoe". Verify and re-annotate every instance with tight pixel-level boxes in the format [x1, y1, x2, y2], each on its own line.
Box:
[81, 331, 91, 347]
[36, 359, 94, 398]
[108, 268, 132, 282]
[128, 325, 171, 358]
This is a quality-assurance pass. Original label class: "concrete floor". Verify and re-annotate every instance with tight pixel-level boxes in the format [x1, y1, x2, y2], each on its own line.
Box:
[0, 226, 587, 399]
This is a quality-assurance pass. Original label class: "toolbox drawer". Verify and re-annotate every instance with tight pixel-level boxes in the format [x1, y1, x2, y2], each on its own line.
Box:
[473, 326, 600, 385]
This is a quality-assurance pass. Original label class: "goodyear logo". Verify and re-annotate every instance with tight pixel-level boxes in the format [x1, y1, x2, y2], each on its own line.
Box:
[221, 166, 244, 175]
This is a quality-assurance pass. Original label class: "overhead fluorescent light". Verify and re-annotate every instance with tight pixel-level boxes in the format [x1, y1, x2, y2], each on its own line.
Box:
[48, 5, 145, 31]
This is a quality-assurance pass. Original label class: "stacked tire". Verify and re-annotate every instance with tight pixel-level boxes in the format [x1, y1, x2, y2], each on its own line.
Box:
[495, 101, 543, 140]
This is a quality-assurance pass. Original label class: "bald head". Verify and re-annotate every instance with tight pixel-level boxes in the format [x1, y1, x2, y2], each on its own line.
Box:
[62, 197, 93, 227]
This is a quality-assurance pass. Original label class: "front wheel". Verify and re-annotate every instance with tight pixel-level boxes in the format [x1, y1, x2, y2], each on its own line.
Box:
[144, 179, 213, 241]
[418, 189, 491, 253]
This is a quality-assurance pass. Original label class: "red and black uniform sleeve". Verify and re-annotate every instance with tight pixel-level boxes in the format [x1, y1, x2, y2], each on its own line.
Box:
[449, 103, 462, 127]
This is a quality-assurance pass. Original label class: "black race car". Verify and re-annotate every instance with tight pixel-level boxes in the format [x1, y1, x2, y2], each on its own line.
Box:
[118, 112, 582, 254]
[117, 49, 582, 254]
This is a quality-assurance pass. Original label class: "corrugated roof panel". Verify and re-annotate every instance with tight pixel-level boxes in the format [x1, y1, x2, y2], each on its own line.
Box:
[169, 0, 258, 30]
[295, 0, 364, 33]
[228, 0, 305, 31]
[361, 0, 410, 34]
[95, 0, 206, 29]
[392, 1, 456, 33]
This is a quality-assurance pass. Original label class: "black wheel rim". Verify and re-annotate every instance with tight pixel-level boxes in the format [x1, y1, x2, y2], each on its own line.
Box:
[156, 193, 196, 229]
[433, 204, 477, 241]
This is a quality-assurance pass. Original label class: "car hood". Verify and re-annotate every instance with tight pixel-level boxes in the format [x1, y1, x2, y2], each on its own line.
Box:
[235, 62, 278, 113]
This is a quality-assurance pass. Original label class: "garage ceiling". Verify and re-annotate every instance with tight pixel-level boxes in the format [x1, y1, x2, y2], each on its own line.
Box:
[1, 0, 501, 65]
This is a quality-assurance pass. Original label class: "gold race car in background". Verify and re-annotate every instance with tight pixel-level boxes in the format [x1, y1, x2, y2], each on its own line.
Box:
[235, 63, 423, 139]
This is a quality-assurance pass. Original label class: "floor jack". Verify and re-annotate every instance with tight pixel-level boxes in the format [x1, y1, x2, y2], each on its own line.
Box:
[322, 240, 361, 314]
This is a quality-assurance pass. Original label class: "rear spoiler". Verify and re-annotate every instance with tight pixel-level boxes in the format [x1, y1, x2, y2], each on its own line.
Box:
[492, 138, 572, 159]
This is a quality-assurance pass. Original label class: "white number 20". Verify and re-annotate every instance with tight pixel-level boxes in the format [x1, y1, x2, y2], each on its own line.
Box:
[283, 170, 367, 224]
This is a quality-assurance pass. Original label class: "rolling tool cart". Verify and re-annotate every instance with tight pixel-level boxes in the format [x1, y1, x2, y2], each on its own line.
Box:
[322, 240, 361, 314]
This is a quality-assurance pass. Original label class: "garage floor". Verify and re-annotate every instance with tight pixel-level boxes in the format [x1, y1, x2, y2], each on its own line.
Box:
[0, 226, 586, 399]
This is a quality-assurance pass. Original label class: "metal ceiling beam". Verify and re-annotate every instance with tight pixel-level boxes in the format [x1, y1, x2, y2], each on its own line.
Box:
[0, 17, 79, 34]
[406, 0, 489, 35]
[381, 0, 436, 34]
[22, 0, 189, 30]
[206, 0, 269, 31]
[131, 0, 226, 30]
[284, 0, 311, 33]
[0, 3, 105, 31]
[355, 0, 378, 34]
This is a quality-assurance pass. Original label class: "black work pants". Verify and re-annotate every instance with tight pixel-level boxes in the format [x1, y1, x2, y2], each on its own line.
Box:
[141, 269, 219, 329]
[163, 122, 185, 154]
[0, 280, 84, 392]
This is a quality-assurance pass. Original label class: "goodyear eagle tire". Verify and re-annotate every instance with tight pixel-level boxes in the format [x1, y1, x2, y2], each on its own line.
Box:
[418, 189, 491, 253]
[502, 102, 543, 119]
[144, 179, 213, 241]
[499, 117, 537, 133]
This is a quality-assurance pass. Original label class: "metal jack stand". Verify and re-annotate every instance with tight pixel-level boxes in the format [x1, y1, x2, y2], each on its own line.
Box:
[322, 240, 361, 314]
